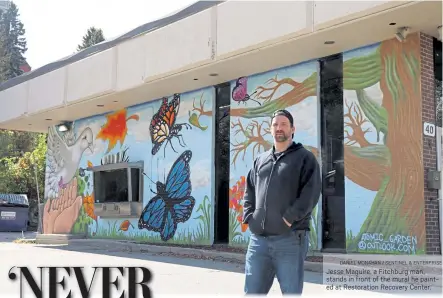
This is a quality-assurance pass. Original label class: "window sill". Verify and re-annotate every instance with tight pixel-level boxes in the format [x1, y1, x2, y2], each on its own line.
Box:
[94, 201, 142, 218]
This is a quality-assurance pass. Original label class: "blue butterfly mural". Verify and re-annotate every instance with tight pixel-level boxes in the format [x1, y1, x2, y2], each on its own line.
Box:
[138, 150, 196, 241]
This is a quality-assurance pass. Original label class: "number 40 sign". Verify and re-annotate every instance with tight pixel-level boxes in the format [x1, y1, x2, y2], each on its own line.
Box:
[424, 122, 436, 137]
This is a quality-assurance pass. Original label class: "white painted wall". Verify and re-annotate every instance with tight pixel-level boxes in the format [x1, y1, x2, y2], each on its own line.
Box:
[27, 68, 65, 114]
[0, 82, 28, 121]
[216, 0, 311, 57]
[145, 8, 214, 81]
[66, 48, 116, 103]
[312, 1, 402, 30]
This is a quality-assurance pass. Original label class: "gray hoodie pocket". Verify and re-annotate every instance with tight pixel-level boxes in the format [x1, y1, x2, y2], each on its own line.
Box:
[248, 209, 264, 235]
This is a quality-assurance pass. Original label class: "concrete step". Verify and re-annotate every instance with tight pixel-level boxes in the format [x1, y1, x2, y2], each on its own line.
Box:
[35, 233, 86, 245]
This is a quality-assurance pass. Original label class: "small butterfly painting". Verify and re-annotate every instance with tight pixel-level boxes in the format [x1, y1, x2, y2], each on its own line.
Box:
[232, 77, 261, 105]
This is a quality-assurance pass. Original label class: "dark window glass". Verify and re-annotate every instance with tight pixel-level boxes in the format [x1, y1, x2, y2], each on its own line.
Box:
[131, 168, 141, 202]
[93, 169, 128, 203]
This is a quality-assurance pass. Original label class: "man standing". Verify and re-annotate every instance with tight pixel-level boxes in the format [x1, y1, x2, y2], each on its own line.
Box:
[242, 109, 321, 295]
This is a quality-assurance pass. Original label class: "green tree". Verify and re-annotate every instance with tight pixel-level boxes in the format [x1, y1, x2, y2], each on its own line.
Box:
[0, 9, 9, 82]
[0, 133, 46, 198]
[0, 1, 27, 80]
[77, 27, 105, 51]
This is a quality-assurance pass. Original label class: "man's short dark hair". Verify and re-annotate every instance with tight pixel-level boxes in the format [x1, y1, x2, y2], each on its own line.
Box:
[271, 109, 294, 127]
[271, 109, 294, 139]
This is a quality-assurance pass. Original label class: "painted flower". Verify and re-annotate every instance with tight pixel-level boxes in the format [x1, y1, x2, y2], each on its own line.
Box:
[82, 193, 97, 221]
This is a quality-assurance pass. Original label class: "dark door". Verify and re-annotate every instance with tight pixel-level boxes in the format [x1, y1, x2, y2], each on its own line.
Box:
[319, 54, 346, 252]
[214, 82, 231, 244]
[434, 37, 442, 128]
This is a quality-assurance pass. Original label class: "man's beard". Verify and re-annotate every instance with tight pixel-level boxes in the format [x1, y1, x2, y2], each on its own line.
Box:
[274, 132, 289, 142]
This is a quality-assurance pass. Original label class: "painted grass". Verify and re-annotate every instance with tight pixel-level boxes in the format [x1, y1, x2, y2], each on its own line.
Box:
[230, 236, 249, 248]
[91, 196, 212, 246]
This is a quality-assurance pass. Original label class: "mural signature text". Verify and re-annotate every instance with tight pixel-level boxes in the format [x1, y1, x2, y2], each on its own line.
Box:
[358, 233, 418, 254]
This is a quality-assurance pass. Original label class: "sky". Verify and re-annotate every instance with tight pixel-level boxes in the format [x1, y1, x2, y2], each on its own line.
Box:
[12, 0, 197, 70]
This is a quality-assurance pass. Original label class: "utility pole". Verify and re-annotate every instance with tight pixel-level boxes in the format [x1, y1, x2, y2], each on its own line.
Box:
[33, 163, 42, 234]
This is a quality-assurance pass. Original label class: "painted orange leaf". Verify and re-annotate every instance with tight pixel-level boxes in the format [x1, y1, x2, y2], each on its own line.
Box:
[96, 109, 139, 153]
[87, 160, 93, 168]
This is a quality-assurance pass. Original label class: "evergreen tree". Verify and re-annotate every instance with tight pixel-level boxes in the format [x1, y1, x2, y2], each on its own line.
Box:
[0, 1, 27, 81]
[77, 27, 105, 51]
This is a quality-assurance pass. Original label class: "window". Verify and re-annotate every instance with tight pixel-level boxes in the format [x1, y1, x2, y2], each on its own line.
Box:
[94, 169, 129, 203]
[87, 161, 144, 217]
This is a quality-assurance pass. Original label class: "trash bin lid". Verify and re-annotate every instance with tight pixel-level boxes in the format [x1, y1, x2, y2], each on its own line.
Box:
[0, 194, 29, 206]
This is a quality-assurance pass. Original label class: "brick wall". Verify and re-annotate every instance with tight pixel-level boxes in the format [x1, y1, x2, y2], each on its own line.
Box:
[420, 32, 441, 255]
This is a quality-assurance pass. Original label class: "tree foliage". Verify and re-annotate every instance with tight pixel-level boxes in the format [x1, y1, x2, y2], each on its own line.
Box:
[77, 27, 105, 51]
[0, 132, 46, 200]
[0, 2, 45, 227]
[0, 1, 27, 80]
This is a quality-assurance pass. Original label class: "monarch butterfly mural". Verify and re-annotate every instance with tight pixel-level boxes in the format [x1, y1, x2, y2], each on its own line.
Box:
[149, 93, 192, 157]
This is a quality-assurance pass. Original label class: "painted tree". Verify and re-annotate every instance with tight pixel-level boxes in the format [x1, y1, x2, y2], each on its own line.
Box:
[190, 33, 427, 253]
[77, 27, 105, 51]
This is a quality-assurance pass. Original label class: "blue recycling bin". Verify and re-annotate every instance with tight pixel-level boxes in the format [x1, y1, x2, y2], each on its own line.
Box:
[0, 194, 29, 232]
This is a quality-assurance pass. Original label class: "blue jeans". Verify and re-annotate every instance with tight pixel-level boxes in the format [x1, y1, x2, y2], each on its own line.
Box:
[244, 230, 309, 295]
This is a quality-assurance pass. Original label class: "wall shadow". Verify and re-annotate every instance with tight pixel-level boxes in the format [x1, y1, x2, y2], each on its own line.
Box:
[33, 243, 325, 286]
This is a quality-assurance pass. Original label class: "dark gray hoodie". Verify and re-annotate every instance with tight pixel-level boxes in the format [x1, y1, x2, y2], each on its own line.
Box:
[242, 142, 321, 236]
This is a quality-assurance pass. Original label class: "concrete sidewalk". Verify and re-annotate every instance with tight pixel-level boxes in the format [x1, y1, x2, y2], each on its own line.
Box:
[33, 234, 442, 288]
[34, 234, 322, 272]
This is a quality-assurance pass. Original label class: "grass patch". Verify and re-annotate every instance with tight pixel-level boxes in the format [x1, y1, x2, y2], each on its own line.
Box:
[13, 238, 36, 244]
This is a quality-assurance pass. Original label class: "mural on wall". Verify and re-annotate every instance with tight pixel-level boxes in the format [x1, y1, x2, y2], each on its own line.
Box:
[96, 109, 139, 153]
[190, 61, 322, 249]
[138, 150, 196, 241]
[44, 125, 94, 200]
[232, 77, 260, 105]
[42, 88, 214, 246]
[188, 35, 426, 254]
[343, 33, 425, 255]
[150, 94, 192, 157]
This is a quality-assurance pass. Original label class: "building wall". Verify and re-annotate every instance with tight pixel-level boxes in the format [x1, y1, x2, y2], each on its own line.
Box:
[227, 32, 434, 255]
[41, 32, 438, 255]
[344, 33, 427, 255]
[42, 87, 215, 245]
[420, 33, 441, 255]
[227, 60, 321, 251]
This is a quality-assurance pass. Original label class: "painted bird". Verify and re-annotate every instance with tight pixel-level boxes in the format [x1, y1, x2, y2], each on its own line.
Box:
[45, 126, 94, 199]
